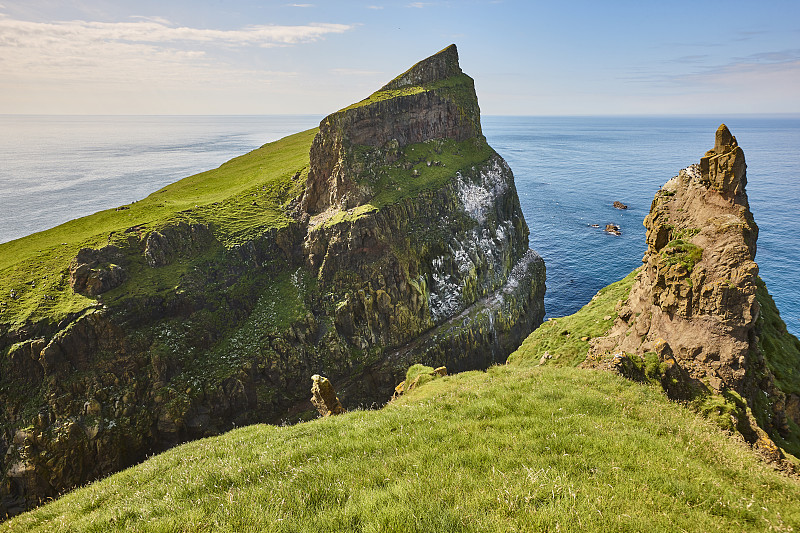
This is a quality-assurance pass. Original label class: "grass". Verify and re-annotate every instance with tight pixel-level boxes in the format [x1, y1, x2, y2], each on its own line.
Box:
[0, 128, 317, 328]
[661, 239, 703, 274]
[756, 277, 800, 398]
[507, 269, 639, 368]
[4, 364, 799, 532]
[340, 137, 495, 222]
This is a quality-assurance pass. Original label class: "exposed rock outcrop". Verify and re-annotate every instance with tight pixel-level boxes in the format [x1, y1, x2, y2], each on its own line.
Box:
[69, 246, 127, 297]
[310, 375, 346, 417]
[589, 125, 798, 459]
[144, 222, 214, 267]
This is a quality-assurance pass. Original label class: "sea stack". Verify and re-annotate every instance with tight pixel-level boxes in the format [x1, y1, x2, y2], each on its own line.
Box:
[591, 125, 798, 459]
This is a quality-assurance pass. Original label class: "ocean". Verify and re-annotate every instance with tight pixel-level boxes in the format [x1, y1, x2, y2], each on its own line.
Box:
[1, 115, 798, 336]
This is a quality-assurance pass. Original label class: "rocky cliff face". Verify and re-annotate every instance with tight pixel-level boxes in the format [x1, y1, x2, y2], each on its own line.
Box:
[590, 125, 800, 459]
[0, 44, 545, 517]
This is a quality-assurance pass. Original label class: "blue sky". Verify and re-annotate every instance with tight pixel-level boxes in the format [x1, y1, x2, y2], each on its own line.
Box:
[1, 0, 798, 115]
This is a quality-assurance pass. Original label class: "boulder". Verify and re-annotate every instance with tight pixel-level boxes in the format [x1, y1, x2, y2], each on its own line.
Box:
[310, 375, 346, 417]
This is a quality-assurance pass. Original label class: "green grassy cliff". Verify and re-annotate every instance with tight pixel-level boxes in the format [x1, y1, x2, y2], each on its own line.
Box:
[0, 45, 545, 516]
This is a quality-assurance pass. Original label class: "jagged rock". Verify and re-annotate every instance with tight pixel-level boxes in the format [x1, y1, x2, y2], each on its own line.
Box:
[613, 201, 628, 209]
[604, 224, 621, 236]
[310, 375, 346, 417]
[589, 125, 796, 456]
[699, 124, 747, 196]
[593, 125, 758, 391]
[69, 245, 127, 297]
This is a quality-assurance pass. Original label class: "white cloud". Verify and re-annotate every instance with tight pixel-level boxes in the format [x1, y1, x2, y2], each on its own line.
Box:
[366, 4, 384, 8]
[0, 14, 354, 113]
[287, 3, 314, 7]
[0, 16, 352, 50]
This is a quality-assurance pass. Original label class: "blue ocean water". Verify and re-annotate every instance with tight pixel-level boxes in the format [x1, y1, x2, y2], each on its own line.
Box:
[0, 115, 797, 337]
[483, 116, 800, 337]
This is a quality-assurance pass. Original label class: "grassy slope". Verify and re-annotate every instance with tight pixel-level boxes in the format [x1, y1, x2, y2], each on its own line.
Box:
[3, 364, 799, 532]
[755, 277, 800, 455]
[0, 128, 317, 328]
[507, 269, 639, 368]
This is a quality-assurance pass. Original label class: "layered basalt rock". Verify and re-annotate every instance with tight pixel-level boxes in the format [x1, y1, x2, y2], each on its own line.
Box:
[590, 125, 799, 458]
[0, 44, 545, 517]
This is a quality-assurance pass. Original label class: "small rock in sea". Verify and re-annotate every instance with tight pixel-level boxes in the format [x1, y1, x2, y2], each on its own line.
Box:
[613, 201, 628, 209]
[605, 224, 621, 236]
[590, 224, 600, 228]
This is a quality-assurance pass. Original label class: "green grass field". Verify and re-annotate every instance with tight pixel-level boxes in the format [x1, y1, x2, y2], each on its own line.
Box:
[3, 362, 799, 532]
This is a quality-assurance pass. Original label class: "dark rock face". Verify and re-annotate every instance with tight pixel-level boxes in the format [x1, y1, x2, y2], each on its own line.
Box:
[144, 222, 214, 267]
[0, 44, 545, 517]
[69, 246, 127, 297]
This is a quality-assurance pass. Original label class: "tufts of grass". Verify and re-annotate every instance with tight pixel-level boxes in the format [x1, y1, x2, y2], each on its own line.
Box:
[405, 363, 435, 386]
[507, 269, 638, 367]
[4, 364, 799, 532]
[661, 239, 703, 273]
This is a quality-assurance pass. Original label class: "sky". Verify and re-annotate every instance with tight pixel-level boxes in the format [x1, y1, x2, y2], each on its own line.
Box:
[1, 0, 799, 115]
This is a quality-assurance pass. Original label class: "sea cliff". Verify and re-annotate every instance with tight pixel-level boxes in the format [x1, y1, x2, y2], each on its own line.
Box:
[0, 45, 545, 516]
